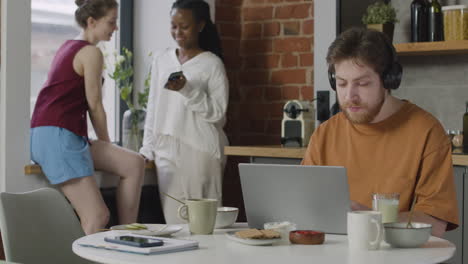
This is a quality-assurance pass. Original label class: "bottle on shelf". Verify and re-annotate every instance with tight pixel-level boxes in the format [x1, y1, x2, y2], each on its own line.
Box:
[411, 0, 429, 42]
[428, 0, 444, 41]
[463, 102, 468, 151]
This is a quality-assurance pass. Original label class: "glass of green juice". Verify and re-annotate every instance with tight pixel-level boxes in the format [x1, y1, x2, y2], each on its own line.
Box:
[372, 193, 400, 224]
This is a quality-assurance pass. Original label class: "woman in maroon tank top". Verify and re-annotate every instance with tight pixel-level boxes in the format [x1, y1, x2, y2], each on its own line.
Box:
[30, 0, 144, 235]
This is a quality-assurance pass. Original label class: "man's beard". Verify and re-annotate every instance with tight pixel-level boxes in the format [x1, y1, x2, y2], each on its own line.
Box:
[340, 96, 385, 124]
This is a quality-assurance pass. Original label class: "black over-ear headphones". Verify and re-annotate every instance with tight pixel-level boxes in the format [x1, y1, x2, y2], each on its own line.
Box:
[328, 35, 403, 91]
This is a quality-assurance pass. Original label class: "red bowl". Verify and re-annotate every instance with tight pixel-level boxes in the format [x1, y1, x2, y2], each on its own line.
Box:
[289, 230, 325, 245]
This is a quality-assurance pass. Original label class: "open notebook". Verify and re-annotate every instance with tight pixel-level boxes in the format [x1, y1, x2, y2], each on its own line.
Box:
[78, 231, 199, 255]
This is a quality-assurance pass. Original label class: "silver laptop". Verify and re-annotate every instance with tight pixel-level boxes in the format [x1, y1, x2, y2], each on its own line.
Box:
[239, 163, 350, 234]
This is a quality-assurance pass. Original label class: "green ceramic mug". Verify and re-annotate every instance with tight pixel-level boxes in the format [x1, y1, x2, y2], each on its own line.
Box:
[178, 198, 218, 235]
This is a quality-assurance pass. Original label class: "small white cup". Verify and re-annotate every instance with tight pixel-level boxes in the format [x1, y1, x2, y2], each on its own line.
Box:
[347, 211, 383, 250]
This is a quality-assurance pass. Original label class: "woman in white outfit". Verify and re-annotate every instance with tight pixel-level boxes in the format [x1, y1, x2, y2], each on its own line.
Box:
[140, 0, 229, 224]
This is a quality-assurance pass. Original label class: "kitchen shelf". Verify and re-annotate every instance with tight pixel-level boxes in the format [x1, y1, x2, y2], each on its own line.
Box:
[394, 40, 468, 56]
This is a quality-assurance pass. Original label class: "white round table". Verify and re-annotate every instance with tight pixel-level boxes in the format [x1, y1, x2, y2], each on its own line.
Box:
[72, 223, 455, 264]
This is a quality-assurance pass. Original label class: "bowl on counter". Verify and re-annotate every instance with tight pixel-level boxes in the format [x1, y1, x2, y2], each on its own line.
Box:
[384, 222, 432, 248]
[215, 207, 238, 228]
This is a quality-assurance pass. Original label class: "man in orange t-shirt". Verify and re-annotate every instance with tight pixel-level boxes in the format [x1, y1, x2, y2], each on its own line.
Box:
[302, 28, 458, 237]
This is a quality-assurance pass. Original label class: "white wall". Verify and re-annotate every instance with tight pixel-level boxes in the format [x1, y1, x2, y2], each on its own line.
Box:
[314, 0, 336, 105]
[0, 0, 48, 192]
[133, 0, 215, 94]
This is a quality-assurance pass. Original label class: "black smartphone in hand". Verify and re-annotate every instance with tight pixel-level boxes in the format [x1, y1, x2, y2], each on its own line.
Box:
[168, 71, 183, 82]
[104, 235, 164, 248]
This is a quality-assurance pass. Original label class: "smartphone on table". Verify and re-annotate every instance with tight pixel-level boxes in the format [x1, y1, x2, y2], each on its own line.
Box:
[104, 235, 164, 248]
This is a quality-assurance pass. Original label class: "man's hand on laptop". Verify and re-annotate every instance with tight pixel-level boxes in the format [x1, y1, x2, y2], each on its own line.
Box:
[351, 201, 370, 211]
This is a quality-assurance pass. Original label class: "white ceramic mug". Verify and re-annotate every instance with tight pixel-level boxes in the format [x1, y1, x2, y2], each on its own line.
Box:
[178, 198, 218, 235]
[347, 211, 383, 250]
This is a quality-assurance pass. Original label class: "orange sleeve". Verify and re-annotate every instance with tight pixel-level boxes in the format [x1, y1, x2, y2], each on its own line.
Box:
[301, 129, 320, 165]
[414, 143, 459, 230]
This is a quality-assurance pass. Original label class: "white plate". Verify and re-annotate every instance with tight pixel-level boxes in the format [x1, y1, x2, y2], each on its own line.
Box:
[110, 224, 182, 236]
[225, 231, 280, 246]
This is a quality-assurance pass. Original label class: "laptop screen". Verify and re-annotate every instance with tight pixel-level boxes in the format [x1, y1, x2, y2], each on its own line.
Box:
[239, 163, 350, 234]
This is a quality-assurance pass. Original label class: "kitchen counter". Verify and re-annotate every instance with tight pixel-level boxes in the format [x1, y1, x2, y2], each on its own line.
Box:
[225, 145, 305, 159]
[225, 145, 468, 166]
[25, 160, 156, 175]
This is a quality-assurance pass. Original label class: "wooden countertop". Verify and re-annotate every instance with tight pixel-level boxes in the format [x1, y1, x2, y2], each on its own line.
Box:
[24, 160, 156, 175]
[225, 146, 468, 166]
[225, 145, 306, 159]
[25, 146, 468, 174]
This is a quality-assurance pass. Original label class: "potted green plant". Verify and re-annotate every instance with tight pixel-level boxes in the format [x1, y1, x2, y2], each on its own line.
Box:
[362, 1, 398, 41]
[108, 47, 152, 151]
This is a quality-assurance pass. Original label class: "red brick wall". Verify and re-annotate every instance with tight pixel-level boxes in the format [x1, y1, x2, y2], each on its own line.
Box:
[216, 0, 314, 220]
[217, 0, 314, 146]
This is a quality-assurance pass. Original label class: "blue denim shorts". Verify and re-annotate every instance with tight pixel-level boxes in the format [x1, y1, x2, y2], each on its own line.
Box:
[30, 126, 94, 185]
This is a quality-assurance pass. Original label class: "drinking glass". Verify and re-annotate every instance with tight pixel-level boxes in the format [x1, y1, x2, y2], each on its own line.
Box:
[372, 193, 400, 224]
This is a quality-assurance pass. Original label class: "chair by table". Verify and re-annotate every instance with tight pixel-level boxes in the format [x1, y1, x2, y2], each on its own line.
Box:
[0, 187, 92, 264]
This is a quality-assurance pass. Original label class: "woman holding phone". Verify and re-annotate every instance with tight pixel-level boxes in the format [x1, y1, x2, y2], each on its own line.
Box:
[140, 0, 229, 223]
[30, 0, 145, 234]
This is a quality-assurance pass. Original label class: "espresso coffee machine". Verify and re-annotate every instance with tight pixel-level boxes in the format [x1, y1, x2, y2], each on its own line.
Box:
[281, 100, 315, 147]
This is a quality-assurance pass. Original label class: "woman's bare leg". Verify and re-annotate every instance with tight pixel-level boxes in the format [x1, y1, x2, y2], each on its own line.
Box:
[60, 176, 110, 235]
[90, 140, 145, 224]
